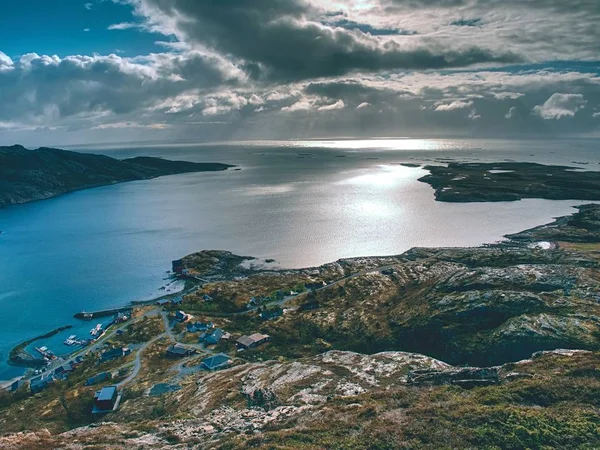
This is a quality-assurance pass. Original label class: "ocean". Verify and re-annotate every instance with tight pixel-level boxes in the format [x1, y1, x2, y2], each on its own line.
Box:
[0, 137, 598, 381]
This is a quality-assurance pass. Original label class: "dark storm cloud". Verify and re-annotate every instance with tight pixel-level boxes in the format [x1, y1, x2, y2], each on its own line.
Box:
[135, 0, 521, 80]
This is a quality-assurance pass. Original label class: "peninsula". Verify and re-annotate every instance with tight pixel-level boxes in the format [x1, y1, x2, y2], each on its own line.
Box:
[0, 145, 233, 207]
[419, 161, 600, 202]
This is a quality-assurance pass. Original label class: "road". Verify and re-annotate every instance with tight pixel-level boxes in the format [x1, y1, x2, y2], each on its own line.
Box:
[116, 331, 166, 387]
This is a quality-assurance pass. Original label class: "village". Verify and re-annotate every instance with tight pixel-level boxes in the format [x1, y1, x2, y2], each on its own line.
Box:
[2, 254, 341, 418]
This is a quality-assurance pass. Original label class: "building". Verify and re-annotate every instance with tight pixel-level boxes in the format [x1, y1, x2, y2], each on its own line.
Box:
[156, 299, 170, 306]
[100, 347, 130, 363]
[92, 386, 121, 414]
[259, 308, 283, 321]
[202, 294, 213, 302]
[85, 372, 112, 386]
[30, 374, 53, 393]
[7, 379, 27, 393]
[166, 343, 197, 357]
[186, 321, 214, 333]
[54, 363, 75, 379]
[201, 328, 224, 345]
[201, 353, 231, 371]
[236, 333, 271, 350]
[114, 312, 129, 323]
[175, 310, 192, 323]
[171, 296, 183, 306]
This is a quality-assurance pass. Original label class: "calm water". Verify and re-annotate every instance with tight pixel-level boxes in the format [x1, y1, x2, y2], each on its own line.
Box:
[0, 138, 598, 381]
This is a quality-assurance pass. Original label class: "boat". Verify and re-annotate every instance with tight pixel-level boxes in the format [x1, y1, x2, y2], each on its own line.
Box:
[63, 335, 80, 346]
[90, 323, 103, 336]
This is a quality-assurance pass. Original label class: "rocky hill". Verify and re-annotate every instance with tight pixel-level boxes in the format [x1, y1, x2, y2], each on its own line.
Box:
[4, 205, 600, 449]
[0, 145, 233, 207]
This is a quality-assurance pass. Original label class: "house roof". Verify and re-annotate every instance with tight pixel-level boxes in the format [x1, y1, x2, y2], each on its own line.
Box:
[96, 386, 117, 402]
[202, 353, 231, 369]
[237, 333, 270, 347]
[205, 328, 224, 344]
[167, 343, 194, 355]
[86, 372, 110, 386]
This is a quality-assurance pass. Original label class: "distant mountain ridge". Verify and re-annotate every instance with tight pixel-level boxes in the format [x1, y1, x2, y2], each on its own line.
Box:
[0, 145, 233, 207]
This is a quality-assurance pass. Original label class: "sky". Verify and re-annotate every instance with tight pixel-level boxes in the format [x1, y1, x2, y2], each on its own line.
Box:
[0, 0, 600, 147]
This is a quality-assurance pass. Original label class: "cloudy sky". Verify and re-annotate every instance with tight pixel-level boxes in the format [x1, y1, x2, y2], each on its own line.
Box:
[1, 0, 600, 146]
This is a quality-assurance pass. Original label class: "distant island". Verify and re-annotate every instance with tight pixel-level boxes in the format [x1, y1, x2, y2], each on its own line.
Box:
[419, 162, 600, 202]
[0, 145, 233, 207]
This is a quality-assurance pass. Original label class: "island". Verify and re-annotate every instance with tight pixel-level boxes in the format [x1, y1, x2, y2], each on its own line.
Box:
[418, 161, 600, 202]
[0, 145, 233, 207]
[4, 204, 600, 449]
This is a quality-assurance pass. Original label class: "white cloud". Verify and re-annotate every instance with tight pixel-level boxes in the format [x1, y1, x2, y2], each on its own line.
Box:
[533, 93, 586, 120]
[505, 106, 517, 119]
[108, 22, 143, 31]
[0, 51, 13, 68]
[318, 100, 345, 111]
[83, 28, 90, 32]
[282, 98, 314, 112]
[468, 109, 481, 120]
[84, 2, 93, 10]
[435, 100, 473, 111]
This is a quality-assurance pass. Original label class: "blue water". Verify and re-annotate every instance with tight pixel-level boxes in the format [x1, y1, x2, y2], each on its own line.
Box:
[1, 138, 599, 381]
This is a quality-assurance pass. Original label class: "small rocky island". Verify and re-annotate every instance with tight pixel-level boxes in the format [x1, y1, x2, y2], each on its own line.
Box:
[419, 161, 600, 202]
[0, 145, 233, 207]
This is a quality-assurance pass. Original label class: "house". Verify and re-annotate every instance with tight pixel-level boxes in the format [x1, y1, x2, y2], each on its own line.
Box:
[166, 343, 197, 358]
[171, 296, 183, 306]
[54, 363, 75, 379]
[186, 321, 214, 333]
[156, 299, 170, 306]
[299, 300, 320, 311]
[202, 294, 213, 302]
[30, 374, 54, 393]
[92, 385, 121, 414]
[85, 372, 112, 386]
[175, 310, 192, 323]
[100, 347, 130, 363]
[201, 353, 231, 371]
[236, 333, 271, 350]
[259, 308, 283, 321]
[116, 329, 125, 336]
[201, 328, 224, 345]
[7, 379, 27, 393]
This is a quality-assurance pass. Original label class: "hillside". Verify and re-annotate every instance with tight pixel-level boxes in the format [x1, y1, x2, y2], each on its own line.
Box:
[0, 145, 233, 207]
[4, 205, 600, 449]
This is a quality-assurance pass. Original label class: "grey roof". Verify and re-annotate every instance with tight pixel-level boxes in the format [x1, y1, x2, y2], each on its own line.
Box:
[96, 386, 117, 402]
[167, 343, 194, 355]
[237, 333, 270, 347]
[86, 372, 110, 386]
[202, 353, 231, 370]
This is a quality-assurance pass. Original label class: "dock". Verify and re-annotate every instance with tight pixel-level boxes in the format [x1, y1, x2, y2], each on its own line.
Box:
[74, 307, 132, 320]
